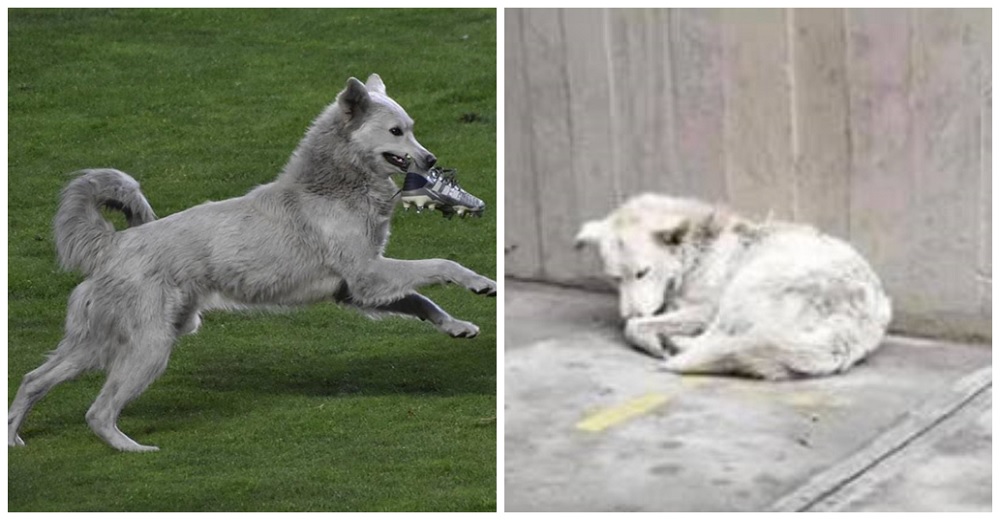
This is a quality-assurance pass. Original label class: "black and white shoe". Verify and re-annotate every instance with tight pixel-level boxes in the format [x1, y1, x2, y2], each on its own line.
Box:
[400, 167, 486, 218]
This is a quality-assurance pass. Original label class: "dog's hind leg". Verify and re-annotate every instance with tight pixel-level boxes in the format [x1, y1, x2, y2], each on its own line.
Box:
[374, 292, 479, 338]
[85, 330, 174, 453]
[8, 344, 94, 447]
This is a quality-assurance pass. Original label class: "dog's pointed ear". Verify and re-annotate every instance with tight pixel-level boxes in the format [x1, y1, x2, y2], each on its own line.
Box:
[338, 77, 371, 119]
[684, 209, 728, 244]
[574, 219, 608, 250]
[365, 73, 386, 95]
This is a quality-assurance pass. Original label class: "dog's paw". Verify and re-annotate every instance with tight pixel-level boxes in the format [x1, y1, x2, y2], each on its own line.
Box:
[8, 434, 25, 447]
[119, 442, 160, 453]
[624, 319, 666, 358]
[440, 319, 480, 339]
[467, 276, 497, 297]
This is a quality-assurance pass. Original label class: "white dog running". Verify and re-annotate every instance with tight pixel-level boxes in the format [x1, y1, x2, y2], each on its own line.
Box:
[8, 74, 497, 452]
[575, 194, 891, 380]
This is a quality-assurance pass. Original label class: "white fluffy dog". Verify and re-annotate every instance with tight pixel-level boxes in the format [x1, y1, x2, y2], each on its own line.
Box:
[575, 194, 892, 380]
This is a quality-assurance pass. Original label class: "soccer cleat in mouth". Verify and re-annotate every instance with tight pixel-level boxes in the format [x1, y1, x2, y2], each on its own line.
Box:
[399, 167, 486, 218]
[383, 152, 411, 172]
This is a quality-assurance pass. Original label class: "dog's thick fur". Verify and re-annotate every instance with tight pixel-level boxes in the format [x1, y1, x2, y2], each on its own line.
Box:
[575, 194, 891, 380]
[8, 74, 496, 452]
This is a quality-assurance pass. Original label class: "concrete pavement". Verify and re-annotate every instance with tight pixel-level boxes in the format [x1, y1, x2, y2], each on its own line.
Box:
[504, 280, 992, 512]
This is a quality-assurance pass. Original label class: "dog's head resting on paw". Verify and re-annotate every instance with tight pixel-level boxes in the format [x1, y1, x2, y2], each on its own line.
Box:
[574, 194, 728, 320]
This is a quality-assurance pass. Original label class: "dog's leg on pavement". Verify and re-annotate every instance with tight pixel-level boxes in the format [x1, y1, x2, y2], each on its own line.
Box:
[375, 293, 479, 338]
[624, 304, 716, 357]
[631, 304, 715, 337]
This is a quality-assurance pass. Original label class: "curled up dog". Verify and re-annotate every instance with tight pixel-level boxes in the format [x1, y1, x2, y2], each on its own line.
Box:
[575, 194, 891, 380]
[8, 74, 497, 452]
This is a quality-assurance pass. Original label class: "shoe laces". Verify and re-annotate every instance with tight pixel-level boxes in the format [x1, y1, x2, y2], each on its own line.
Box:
[430, 167, 461, 189]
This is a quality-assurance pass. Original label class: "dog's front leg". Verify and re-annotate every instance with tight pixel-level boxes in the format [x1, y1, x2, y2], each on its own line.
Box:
[624, 304, 715, 358]
[350, 257, 496, 306]
[375, 293, 480, 338]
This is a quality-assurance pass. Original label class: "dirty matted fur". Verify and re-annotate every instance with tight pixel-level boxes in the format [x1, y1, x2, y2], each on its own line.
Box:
[575, 193, 891, 380]
[8, 74, 496, 452]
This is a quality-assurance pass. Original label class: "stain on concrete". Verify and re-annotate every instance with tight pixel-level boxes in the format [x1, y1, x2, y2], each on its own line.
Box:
[755, 473, 784, 490]
[650, 463, 683, 476]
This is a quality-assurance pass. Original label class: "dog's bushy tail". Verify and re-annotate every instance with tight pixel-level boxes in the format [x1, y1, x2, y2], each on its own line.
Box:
[664, 335, 805, 380]
[55, 169, 156, 275]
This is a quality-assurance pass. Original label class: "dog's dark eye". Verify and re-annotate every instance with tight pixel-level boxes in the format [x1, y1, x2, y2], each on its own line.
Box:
[390, 127, 403, 136]
[636, 267, 651, 280]
[662, 228, 685, 247]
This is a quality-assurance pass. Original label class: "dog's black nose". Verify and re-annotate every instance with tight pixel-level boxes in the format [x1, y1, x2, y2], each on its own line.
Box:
[425, 154, 437, 168]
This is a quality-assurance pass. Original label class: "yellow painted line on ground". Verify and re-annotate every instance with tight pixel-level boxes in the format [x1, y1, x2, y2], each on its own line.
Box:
[576, 393, 671, 432]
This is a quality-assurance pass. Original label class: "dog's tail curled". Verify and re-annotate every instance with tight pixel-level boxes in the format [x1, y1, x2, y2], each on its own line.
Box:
[55, 169, 156, 275]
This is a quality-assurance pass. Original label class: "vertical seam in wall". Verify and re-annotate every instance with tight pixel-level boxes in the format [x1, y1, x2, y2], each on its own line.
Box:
[978, 32, 990, 312]
[557, 8, 583, 278]
[720, 10, 732, 203]
[558, 11, 575, 168]
[907, 10, 919, 201]
[842, 9, 854, 241]
[906, 9, 918, 292]
[556, 9, 573, 152]
[664, 9, 682, 193]
[786, 8, 801, 221]
[602, 9, 622, 204]
[521, 10, 547, 279]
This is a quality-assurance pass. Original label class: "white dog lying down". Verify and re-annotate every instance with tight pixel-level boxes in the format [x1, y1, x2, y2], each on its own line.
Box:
[575, 194, 892, 379]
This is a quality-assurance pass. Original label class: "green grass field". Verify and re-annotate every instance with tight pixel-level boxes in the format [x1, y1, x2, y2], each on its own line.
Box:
[7, 8, 497, 511]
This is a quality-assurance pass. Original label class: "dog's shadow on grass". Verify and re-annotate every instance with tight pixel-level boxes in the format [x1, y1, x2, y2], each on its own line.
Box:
[103, 337, 497, 437]
[13, 315, 496, 440]
[173, 320, 496, 402]
[16, 342, 496, 447]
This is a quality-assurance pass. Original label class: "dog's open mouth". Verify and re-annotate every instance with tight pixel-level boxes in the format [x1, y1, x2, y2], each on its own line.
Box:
[383, 152, 411, 172]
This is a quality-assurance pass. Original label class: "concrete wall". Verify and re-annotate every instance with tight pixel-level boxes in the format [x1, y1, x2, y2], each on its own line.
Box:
[504, 8, 991, 341]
